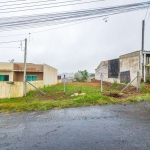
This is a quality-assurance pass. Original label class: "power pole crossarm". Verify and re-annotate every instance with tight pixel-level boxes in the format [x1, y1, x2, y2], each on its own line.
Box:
[23, 38, 27, 96]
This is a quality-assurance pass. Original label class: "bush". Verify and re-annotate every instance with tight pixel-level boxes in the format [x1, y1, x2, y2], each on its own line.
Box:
[146, 78, 150, 84]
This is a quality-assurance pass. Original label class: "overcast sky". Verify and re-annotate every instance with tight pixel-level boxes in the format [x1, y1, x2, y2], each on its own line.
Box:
[0, 0, 150, 74]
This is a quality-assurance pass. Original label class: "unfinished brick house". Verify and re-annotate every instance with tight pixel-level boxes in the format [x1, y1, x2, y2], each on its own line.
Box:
[95, 50, 150, 86]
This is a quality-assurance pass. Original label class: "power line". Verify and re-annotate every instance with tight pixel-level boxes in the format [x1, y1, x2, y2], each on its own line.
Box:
[0, 1, 149, 32]
[0, 16, 104, 37]
[0, 1, 149, 30]
[0, 7, 147, 32]
[144, 3, 150, 20]
[0, 33, 27, 37]
[0, 0, 26, 4]
[0, 0, 55, 7]
[0, 47, 21, 48]
[0, 1, 143, 21]
[0, 40, 23, 44]
[0, 0, 98, 8]
[28, 50, 41, 64]
[147, 11, 150, 22]
[0, 15, 105, 31]
[0, 0, 104, 14]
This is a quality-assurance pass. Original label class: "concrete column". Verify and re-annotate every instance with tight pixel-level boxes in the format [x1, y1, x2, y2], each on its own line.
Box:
[144, 53, 146, 82]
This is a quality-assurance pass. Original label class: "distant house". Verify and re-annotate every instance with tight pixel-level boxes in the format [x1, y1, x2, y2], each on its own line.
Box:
[95, 50, 150, 86]
[57, 75, 62, 83]
[0, 63, 57, 86]
[87, 74, 95, 82]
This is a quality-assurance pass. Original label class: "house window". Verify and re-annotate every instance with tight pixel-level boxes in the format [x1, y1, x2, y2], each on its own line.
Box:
[26, 75, 37, 81]
[0, 75, 9, 81]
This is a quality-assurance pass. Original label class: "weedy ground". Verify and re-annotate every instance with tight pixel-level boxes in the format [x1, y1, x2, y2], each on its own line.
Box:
[0, 81, 150, 112]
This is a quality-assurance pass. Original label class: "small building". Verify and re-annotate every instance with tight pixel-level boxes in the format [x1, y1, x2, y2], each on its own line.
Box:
[0, 62, 58, 98]
[95, 50, 150, 86]
[87, 74, 95, 82]
[0, 63, 57, 85]
[57, 75, 62, 83]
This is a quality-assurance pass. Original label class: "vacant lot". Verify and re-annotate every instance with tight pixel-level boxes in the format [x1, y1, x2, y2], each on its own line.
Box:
[0, 81, 150, 112]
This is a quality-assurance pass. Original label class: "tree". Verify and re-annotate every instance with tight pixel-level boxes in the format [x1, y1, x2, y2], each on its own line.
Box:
[74, 70, 89, 82]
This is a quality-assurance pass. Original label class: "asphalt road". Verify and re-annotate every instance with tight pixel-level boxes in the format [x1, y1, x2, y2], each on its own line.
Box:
[0, 102, 150, 150]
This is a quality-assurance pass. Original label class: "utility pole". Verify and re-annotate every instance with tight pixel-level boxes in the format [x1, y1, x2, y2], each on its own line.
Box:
[142, 20, 145, 52]
[142, 20, 146, 82]
[23, 38, 27, 96]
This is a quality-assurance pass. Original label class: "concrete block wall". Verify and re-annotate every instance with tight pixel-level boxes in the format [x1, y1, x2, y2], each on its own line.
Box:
[0, 81, 44, 98]
[119, 51, 141, 86]
[95, 51, 141, 86]
[43, 64, 58, 86]
[95, 60, 120, 83]
[0, 82, 23, 98]
[26, 81, 44, 92]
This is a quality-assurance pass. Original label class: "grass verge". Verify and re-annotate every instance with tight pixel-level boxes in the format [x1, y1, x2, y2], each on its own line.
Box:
[0, 82, 150, 112]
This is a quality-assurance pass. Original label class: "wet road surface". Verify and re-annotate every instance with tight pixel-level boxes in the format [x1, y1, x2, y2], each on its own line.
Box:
[0, 102, 150, 150]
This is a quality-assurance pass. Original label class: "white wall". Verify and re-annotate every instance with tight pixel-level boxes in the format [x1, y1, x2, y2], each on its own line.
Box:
[0, 81, 44, 98]
[95, 60, 120, 83]
[0, 63, 13, 70]
[0, 82, 23, 98]
[120, 51, 141, 86]
[43, 64, 58, 86]
[27, 80, 44, 92]
[0, 63, 14, 81]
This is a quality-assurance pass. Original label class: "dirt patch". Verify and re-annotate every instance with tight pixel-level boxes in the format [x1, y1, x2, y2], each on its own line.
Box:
[71, 81, 112, 88]
[31, 91, 67, 101]
[103, 93, 123, 98]
[144, 84, 150, 90]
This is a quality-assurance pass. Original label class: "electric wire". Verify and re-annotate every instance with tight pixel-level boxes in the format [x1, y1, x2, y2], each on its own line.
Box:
[0, 40, 23, 44]
[0, 47, 21, 48]
[144, 2, 150, 20]
[0, 0, 26, 4]
[1, 6, 147, 25]
[0, 16, 105, 37]
[0, 1, 149, 31]
[0, 0, 55, 7]
[0, 1, 146, 21]
[0, 7, 147, 32]
[0, 1, 149, 32]
[0, 0, 104, 14]
[0, 5, 105, 21]
[28, 50, 42, 64]
[147, 11, 150, 22]
[0, 15, 106, 31]
[0, 11, 147, 32]
[0, 0, 103, 9]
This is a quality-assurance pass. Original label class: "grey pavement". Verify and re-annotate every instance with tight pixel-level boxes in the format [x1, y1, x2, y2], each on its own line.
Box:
[0, 102, 150, 150]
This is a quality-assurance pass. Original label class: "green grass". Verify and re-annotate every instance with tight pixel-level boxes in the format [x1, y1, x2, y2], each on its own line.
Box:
[0, 82, 150, 112]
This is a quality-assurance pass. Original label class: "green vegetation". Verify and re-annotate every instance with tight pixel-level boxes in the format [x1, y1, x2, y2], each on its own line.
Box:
[146, 78, 150, 84]
[74, 70, 89, 82]
[0, 82, 150, 112]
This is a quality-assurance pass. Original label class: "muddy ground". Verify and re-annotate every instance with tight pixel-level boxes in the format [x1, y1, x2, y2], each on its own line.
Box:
[0, 102, 150, 150]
